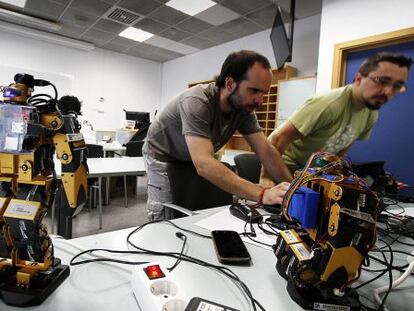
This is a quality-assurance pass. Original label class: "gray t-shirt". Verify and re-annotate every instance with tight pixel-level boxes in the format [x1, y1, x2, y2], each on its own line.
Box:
[144, 82, 261, 162]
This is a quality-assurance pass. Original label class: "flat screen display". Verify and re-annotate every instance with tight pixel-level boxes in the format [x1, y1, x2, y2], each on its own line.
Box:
[123, 110, 150, 129]
[270, 7, 291, 69]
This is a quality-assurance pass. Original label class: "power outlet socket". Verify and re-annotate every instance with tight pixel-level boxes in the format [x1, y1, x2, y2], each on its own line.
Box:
[131, 262, 188, 311]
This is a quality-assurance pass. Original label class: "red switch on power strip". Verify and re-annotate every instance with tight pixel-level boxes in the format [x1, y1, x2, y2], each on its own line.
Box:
[143, 265, 165, 280]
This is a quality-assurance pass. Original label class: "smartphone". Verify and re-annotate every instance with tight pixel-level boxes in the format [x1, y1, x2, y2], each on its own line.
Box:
[211, 230, 251, 264]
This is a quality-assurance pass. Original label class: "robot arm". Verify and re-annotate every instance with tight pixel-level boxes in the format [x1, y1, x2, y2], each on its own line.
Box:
[53, 114, 88, 210]
[275, 152, 379, 310]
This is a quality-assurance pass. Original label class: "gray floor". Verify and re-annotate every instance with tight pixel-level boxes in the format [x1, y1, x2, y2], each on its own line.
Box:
[45, 176, 149, 238]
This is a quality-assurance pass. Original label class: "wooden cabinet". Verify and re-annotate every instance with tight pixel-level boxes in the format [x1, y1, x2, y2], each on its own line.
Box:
[188, 65, 297, 151]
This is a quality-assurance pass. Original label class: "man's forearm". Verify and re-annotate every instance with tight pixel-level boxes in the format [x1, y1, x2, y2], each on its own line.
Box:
[195, 158, 264, 202]
[260, 145, 292, 183]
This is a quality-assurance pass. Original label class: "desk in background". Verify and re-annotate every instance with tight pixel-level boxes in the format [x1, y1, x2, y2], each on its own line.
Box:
[53, 157, 145, 238]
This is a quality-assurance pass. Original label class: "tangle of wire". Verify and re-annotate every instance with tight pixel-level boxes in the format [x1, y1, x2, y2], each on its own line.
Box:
[70, 220, 266, 311]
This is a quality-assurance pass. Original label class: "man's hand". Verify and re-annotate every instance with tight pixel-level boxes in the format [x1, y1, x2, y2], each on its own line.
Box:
[260, 176, 276, 188]
[262, 182, 290, 205]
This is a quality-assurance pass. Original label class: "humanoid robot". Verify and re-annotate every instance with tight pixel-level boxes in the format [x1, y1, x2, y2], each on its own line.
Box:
[0, 74, 88, 306]
[274, 152, 379, 310]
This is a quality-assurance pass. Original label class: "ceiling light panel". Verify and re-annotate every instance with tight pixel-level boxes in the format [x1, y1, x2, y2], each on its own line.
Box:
[166, 0, 216, 16]
[119, 27, 154, 42]
[2, 0, 26, 8]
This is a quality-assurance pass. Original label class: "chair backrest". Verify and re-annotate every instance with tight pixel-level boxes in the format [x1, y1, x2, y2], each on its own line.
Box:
[125, 141, 144, 157]
[234, 153, 261, 184]
[86, 144, 104, 158]
[167, 161, 233, 213]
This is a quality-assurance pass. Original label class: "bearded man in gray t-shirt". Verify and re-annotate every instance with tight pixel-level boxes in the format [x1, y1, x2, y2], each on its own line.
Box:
[143, 50, 292, 220]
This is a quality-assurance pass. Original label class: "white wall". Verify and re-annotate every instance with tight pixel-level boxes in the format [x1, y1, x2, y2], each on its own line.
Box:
[317, 0, 414, 92]
[0, 30, 162, 130]
[161, 13, 321, 108]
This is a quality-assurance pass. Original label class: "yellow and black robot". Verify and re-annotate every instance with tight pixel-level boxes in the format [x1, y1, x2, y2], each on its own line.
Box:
[0, 73, 88, 306]
[274, 152, 379, 310]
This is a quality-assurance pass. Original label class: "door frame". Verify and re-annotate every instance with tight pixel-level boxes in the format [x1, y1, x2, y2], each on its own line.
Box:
[331, 27, 414, 88]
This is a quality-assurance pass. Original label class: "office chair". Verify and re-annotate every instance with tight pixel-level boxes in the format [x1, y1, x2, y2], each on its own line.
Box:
[163, 161, 233, 218]
[125, 141, 144, 157]
[86, 144, 104, 158]
[234, 153, 261, 184]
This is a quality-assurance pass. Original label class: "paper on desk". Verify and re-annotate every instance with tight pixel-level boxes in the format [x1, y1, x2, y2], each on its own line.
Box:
[194, 209, 277, 250]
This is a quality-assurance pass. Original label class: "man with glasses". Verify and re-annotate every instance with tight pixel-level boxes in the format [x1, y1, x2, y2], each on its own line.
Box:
[261, 52, 412, 185]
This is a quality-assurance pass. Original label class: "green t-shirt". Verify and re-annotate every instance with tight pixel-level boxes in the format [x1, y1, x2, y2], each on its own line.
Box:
[283, 85, 378, 167]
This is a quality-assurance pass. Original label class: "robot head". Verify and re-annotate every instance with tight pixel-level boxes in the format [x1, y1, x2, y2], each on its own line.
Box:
[57, 95, 82, 115]
[2, 74, 36, 104]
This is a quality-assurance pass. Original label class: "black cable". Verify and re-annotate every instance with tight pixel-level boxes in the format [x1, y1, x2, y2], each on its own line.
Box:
[242, 221, 273, 248]
[126, 221, 266, 311]
[377, 240, 394, 311]
[167, 232, 187, 272]
[70, 248, 149, 266]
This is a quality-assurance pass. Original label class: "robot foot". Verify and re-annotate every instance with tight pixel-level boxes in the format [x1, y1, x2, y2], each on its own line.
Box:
[286, 278, 361, 311]
[0, 258, 70, 307]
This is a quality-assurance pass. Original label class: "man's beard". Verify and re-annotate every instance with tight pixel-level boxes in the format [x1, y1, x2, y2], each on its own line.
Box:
[364, 102, 381, 110]
[364, 95, 388, 110]
[228, 87, 253, 115]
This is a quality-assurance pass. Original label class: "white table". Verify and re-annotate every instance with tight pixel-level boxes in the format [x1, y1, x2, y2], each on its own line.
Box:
[3, 206, 413, 311]
[102, 144, 126, 157]
[54, 157, 146, 235]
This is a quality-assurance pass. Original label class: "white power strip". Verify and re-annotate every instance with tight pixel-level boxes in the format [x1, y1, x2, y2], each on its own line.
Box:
[131, 262, 189, 311]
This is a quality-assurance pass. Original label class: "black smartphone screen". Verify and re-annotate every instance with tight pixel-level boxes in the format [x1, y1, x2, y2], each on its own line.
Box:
[211, 230, 251, 264]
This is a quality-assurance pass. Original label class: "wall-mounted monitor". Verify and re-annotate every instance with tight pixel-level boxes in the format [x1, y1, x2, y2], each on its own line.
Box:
[270, 4, 294, 69]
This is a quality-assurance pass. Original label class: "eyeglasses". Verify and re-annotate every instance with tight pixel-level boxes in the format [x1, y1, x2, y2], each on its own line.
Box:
[367, 76, 408, 93]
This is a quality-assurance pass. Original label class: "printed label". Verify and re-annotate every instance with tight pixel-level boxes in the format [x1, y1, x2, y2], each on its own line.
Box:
[5, 202, 38, 217]
[314, 302, 350, 311]
[291, 243, 311, 261]
[66, 133, 84, 142]
[282, 230, 300, 244]
[196, 301, 224, 311]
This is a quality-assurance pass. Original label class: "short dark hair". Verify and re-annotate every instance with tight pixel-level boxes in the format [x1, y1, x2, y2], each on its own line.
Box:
[215, 50, 271, 88]
[358, 52, 412, 76]
[58, 95, 82, 115]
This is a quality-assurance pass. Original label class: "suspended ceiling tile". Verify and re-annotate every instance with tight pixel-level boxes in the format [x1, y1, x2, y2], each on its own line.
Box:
[104, 41, 130, 53]
[93, 18, 128, 34]
[175, 17, 213, 35]
[158, 27, 192, 41]
[220, 0, 271, 15]
[60, 7, 99, 29]
[126, 43, 184, 62]
[245, 4, 277, 29]
[134, 17, 169, 34]
[181, 35, 217, 49]
[117, 0, 163, 16]
[24, 0, 65, 20]
[145, 35, 176, 48]
[102, 0, 118, 4]
[55, 20, 89, 38]
[69, 0, 112, 18]
[148, 5, 189, 26]
[198, 26, 235, 44]
[104, 36, 138, 50]
[81, 28, 117, 46]
[165, 42, 200, 55]
[194, 4, 239, 26]
[219, 17, 263, 38]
